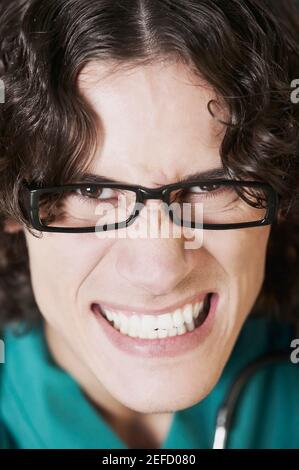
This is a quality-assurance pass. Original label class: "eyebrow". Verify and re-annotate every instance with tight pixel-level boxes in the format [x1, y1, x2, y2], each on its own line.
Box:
[177, 167, 227, 184]
[77, 167, 227, 186]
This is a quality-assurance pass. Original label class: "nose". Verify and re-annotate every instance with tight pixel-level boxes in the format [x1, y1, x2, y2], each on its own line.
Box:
[115, 237, 195, 295]
[115, 200, 198, 295]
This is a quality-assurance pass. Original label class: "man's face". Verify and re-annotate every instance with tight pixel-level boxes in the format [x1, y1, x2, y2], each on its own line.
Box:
[23, 61, 270, 413]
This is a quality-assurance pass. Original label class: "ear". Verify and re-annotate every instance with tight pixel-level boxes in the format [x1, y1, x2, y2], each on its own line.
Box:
[3, 217, 23, 234]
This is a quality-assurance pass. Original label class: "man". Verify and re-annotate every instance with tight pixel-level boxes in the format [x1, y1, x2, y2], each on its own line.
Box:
[0, 0, 298, 449]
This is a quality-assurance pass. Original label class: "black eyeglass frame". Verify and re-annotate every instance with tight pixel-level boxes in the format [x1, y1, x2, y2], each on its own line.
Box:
[22, 180, 279, 233]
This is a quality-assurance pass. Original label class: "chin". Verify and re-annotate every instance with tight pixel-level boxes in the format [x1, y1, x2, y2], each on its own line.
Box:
[97, 365, 222, 414]
[112, 387, 211, 414]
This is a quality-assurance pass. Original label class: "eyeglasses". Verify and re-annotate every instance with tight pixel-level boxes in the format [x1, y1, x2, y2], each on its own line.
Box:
[21, 179, 279, 233]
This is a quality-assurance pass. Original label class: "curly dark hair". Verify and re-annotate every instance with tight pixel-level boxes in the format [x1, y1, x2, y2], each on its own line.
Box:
[0, 0, 298, 328]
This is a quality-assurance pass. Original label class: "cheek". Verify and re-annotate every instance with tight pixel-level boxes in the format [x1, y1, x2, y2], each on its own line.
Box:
[203, 226, 270, 313]
[24, 231, 115, 327]
[203, 226, 270, 275]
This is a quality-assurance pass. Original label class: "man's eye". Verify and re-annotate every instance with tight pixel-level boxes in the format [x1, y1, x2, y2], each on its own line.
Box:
[76, 187, 115, 199]
[188, 184, 221, 194]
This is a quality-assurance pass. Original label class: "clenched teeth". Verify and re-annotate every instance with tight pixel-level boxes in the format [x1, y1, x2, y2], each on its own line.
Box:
[97, 296, 211, 339]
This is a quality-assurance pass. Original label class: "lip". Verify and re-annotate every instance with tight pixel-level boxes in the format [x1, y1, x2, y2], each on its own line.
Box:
[90, 292, 219, 358]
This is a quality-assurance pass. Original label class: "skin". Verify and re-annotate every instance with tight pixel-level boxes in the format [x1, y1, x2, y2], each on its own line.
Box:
[8, 60, 271, 448]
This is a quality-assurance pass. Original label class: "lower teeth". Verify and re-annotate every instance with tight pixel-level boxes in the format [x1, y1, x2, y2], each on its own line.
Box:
[99, 294, 212, 339]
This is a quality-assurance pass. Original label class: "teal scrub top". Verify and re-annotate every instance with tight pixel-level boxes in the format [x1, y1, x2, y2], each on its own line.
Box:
[0, 315, 298, 449]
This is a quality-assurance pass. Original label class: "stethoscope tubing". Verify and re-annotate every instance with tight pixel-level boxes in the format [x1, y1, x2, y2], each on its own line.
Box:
[212, 349, 291, 449]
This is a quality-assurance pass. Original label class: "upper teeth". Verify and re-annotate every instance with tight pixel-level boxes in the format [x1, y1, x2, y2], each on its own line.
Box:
[100, 301, 204, 339]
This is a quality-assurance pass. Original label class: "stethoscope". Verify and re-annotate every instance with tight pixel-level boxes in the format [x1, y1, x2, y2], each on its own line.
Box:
[212, 349, 292, 448]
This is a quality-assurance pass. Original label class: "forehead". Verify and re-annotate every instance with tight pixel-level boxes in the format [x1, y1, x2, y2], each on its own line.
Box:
[78, 60, 226, 185]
